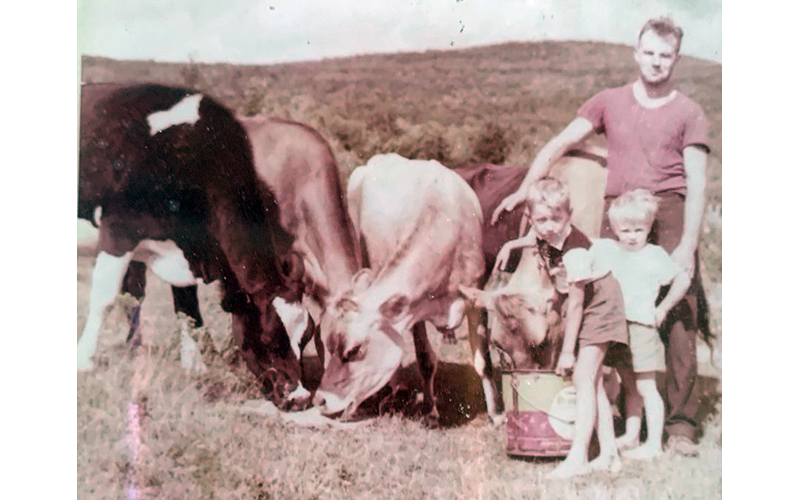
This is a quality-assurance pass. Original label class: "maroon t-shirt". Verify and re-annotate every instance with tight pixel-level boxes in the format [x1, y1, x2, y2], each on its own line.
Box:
[578, 83, 709, 197]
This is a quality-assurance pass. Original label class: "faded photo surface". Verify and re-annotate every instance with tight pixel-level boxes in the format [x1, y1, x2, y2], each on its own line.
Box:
[77, 1, 722, 498]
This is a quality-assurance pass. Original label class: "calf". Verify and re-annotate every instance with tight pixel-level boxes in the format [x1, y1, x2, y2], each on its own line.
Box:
[457, 149, 608, 371]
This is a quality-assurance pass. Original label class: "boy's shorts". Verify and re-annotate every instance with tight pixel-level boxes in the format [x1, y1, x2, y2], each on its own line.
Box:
[628, 322, 666, 373]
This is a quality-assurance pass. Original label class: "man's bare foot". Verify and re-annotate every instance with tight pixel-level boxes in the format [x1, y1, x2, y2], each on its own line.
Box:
[588, 454, 622, 474]
[549, 459, 592, 479]
[623, 444, 663, 460]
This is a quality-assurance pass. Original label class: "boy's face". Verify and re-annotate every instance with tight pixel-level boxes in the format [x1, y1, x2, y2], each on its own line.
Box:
[530, 203, 570, 245]
[612, 219, 650, 251]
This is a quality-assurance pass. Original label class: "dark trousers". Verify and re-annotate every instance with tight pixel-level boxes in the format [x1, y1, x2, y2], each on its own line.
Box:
[601, 192, 703, 442]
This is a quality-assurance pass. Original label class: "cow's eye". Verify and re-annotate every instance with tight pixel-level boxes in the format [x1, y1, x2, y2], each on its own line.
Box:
[344, 344, 365, 363]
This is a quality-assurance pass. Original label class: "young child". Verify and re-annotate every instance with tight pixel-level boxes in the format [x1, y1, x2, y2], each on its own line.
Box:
[494, 178, 629, 479]
[593, 189, 690, 459]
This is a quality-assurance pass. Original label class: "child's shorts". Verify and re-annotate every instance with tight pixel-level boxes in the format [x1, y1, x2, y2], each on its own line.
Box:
[628, 322, 666, 373]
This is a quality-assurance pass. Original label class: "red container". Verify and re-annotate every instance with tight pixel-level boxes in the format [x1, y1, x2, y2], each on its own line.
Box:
[502, 369, 576, 457]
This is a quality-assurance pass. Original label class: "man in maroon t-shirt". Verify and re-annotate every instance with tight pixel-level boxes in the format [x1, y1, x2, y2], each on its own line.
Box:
[493, 17, 710, 457]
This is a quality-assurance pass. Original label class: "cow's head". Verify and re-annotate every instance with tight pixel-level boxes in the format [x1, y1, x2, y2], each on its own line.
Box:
[490, 290, 562, 369]
[314, 269, 408, 418]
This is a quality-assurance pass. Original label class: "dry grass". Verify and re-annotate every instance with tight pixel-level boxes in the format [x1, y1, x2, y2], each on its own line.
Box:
[78, 40, 721, 499]
[78, 255, 721, 500]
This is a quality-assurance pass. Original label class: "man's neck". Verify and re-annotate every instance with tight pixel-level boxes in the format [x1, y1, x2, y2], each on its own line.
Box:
[633, 79, 676, 109]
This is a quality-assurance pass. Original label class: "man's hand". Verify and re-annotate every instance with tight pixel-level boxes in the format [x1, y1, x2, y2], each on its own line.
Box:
[491, 191, 526, 225]
[555, 350, 576, 377]
[670, 241, 696, 278]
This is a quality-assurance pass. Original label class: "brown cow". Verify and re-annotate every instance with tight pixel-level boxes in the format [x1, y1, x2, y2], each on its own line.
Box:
[313, 154, 489, 427]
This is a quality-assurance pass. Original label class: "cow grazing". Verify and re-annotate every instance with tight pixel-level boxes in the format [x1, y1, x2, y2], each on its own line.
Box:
[97, 114, 362, 384]
[239, 115, 361, 369]
[313, 153, 491, 427]
[456, 149, 608, 371]
[77, 83, 305, 405]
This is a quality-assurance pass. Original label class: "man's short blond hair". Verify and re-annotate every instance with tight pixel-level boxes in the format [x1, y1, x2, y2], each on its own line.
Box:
[638, 16, 684, 53]
[526, 177, 572, 215]
[608, 189, 659, 229]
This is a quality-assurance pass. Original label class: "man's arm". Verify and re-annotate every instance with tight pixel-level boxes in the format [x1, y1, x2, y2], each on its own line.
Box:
[671, 145, 708, 276]
[491, 117, 596, 224]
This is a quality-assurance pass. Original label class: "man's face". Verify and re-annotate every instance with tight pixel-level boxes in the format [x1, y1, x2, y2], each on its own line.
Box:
[634, 30, 680, 85]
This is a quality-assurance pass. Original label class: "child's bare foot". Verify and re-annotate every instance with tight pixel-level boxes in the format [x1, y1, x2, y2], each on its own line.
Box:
[615, 433, 640, 451]
[588, 454, 622, 474]
[548, 459, 592, 479]
[623, 444, 663, 460]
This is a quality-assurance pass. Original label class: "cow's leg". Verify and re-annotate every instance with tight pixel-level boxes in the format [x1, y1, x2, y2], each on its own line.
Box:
[172, 285, 203, 328]
[298, 313, 319, 379]
[272, 297, 312, 404]
[231, 301, 305, 409]
[437, 298, 466, 344]
[411, 321, 439, 428]
[467, 305, 503, 425]
[78, 251, 134, 371]
[121, 261, 148, 347]
[143, 240, 207, 375]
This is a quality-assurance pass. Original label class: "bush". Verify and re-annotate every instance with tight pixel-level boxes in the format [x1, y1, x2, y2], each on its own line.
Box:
[470, 122, 509, 164]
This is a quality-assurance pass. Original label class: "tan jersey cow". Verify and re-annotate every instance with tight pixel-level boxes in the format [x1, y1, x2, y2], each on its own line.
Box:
[313, 153, 490, 427]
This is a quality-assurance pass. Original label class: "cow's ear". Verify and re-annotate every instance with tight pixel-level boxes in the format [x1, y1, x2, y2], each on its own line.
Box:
[351, 268, 374, 293]
[379, 294, 410, 321]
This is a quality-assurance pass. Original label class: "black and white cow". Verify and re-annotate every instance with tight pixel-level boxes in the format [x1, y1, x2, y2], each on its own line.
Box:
[77, 83, 305, 405]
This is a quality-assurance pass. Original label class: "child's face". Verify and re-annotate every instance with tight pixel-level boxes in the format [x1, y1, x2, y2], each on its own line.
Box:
[612, 218, 650, 251]
[530, 203, 570, 245]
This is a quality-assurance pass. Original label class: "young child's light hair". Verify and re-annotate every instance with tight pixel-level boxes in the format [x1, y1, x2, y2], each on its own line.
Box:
[526, 177, 572, 215]
[608, 189, 659, 229]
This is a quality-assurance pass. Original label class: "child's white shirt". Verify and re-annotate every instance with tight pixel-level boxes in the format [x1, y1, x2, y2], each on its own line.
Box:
[591, 239, 681, 326]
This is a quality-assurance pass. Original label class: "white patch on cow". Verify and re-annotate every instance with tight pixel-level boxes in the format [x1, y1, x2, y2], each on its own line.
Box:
[134, 239, 198, 287]
[286, 384, 311, 403]
[93, 206, 103, 226]
[179, 316, 208, 375]
[446, 298, 466, 330]
[77, 251, 134, 371]
[272, 297, 308, 359]
[146, 94, 202, 136]
[473, 349, 485, 376]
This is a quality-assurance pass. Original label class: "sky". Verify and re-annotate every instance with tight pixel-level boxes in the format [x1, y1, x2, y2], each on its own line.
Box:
[78, 0, 722, 65]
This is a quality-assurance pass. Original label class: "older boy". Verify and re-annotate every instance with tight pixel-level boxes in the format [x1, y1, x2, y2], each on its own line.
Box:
[493, 17, 710, 456]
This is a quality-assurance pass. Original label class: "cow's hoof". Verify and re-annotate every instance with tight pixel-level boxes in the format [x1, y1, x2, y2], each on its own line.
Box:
[77, 355, 94, 372]
[181, 356, 208, 376]
[441, 329, 458, 345]
[423, 410, 441, 429]
[285, 385, 313, 411]
[489, 412, 505, 427]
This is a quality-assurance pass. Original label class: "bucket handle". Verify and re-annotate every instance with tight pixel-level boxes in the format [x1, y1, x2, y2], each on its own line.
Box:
[508, 375, 576, 425]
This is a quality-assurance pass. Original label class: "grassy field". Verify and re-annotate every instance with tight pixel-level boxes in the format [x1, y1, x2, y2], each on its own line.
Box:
[78, 40, 722, 499]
